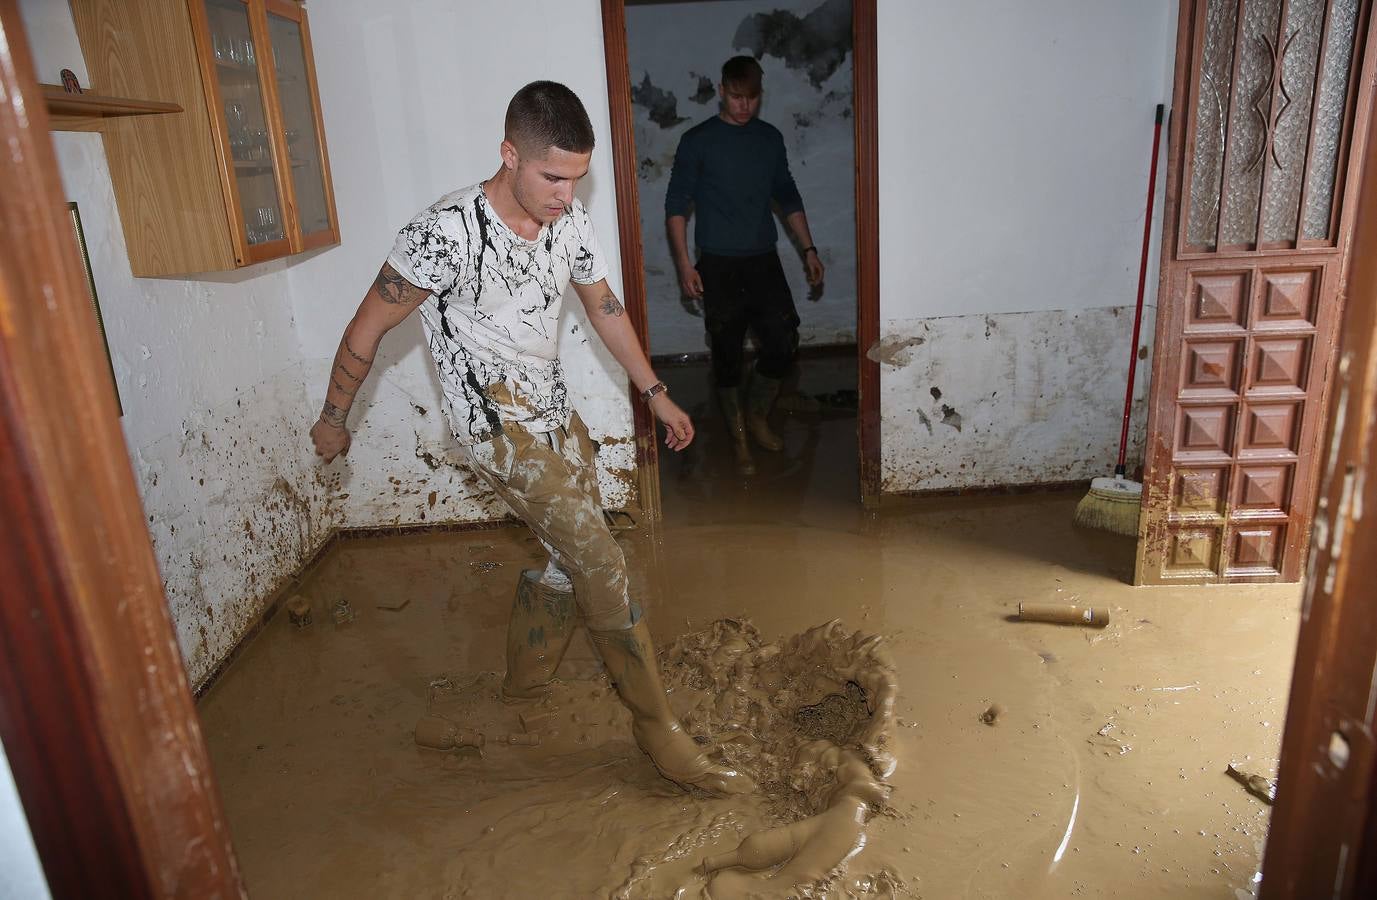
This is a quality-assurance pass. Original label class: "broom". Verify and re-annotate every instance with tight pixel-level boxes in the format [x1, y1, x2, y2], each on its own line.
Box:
[1074, 104, 1164, 537]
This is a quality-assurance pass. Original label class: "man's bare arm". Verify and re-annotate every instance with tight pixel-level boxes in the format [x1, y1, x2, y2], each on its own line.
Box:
[311, 262, 430, 460]
[572, 279, 694, 450]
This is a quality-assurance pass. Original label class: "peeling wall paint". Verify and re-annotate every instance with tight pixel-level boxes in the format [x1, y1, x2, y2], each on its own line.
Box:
[879, 306, 1155, 492]
[627, 0, 857, 355]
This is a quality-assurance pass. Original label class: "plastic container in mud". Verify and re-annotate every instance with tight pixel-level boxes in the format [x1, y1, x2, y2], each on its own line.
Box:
[1018, 602, 1110, 628]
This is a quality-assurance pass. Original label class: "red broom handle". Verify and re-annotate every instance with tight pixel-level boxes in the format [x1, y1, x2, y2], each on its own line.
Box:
[1117, 104, 1165, 477]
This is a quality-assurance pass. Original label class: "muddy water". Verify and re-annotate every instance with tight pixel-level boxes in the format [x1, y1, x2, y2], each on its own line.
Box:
[200, 360, 1300, 897]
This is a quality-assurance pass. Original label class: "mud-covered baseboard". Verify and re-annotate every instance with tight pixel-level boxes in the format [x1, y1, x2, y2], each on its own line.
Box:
[881, 478, 1093, 502]
[191, 517, 522, 700]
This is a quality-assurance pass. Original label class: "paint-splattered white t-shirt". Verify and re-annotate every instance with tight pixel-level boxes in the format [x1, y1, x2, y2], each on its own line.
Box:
[388, 183, 609, 444]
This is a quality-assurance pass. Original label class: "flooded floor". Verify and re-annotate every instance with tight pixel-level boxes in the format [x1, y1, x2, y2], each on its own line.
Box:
[200, 355, 1301, 898]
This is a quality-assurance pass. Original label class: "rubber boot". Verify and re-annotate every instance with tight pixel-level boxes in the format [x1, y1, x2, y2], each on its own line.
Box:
[717, 387, 756, 476]
[590, 619, 756, 796]
[746, 373, 784, 451]
[502, 569, 578, 700]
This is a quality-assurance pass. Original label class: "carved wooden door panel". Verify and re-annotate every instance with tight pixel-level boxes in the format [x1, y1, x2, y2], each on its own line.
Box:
[1137, 0, 1376, 584]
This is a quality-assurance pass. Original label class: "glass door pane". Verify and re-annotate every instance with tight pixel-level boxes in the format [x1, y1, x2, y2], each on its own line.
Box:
[267, 10, 332, 237]
[206, 0, 285, 247]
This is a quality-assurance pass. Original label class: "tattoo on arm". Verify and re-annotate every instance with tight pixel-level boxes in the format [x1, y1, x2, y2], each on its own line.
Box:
[598, 294, 625, 318]
[374, 264, 431, 306]
[319, 400, 348, 429]
[345, 337, 373, 366]
[330, 376, 357, 397]
[335, 363, 362, 383]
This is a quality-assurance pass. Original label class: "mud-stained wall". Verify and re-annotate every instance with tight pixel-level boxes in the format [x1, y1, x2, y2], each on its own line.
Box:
[878, 306, 1154, 491]
[876, 0, 1175, 492]
[288, 0, 638, 518]
[626, 0, 857, 356]
[49, 133, 334, 689]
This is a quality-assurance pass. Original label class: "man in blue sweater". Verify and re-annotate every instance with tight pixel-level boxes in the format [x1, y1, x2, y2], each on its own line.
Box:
[666, 56, 824, 476]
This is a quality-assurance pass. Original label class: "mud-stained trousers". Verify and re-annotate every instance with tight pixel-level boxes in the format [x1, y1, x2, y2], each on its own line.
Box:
[467, 412, 636, 631]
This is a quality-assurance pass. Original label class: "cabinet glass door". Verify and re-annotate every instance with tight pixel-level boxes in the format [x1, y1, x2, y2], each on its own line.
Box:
[205, 0, 286, 250]
[266, 6, 333, 243]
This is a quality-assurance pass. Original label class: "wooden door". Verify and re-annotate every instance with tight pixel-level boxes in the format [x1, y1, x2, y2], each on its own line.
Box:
[1138, 0, 1377, 584]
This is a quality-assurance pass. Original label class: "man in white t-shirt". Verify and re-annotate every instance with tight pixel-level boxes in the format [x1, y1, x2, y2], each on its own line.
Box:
[308, 82, 751, 796]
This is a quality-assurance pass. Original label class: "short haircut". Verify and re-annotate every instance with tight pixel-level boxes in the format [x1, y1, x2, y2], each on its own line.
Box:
[504, 81, 595, 156]
[721, 56, 763, 93]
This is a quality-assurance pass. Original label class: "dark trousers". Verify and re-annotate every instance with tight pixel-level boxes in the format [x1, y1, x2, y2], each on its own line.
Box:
[696, 250, 800, 389]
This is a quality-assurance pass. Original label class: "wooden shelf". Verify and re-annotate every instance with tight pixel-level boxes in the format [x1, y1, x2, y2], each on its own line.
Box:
[42, 84, 182, 131]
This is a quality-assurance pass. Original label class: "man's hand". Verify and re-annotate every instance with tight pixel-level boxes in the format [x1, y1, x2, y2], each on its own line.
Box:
[311, 418, 352, 463]
[805, 250, 825, 286]
[649, 393, 694, 451]
[678, 263, 704, 300]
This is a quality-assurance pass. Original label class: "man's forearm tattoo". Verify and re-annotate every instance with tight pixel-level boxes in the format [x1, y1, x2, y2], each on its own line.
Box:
[599, 294, 625, 318]
[319, 400, 348, 429]
[374, 264, 430, 305]
[335, 363, 362, 383]
[330, 375, 357, 397]
[345, 337, 373, 366]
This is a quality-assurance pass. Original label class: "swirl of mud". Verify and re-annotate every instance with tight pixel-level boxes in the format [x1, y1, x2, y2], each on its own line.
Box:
[658, 619, 900, 897]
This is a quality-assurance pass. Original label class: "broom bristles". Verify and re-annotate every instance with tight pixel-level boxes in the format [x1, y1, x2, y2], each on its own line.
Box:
[1074, 480, 1142, 537]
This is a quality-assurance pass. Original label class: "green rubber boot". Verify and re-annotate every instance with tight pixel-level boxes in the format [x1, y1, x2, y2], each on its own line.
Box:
[590, 619, 756, 797]
[502, 568, 578, 700]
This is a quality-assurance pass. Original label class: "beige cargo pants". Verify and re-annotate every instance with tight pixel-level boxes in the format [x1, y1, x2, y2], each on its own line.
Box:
[467, 412, 636, 630]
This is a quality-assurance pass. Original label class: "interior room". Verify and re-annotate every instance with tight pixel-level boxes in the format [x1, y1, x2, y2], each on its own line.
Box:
[2, 0, 1376, 898]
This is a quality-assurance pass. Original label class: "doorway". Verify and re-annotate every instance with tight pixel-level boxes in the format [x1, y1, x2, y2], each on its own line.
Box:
[599, 0, 882, 514]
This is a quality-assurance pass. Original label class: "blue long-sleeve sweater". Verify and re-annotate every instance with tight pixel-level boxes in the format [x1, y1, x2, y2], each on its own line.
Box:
[664, 116, 805, 257]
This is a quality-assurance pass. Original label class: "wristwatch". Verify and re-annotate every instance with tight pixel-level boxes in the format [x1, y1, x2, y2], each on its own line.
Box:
[640, 381, 668, 402]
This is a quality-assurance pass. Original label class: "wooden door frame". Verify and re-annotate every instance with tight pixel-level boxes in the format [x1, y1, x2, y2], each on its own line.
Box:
[1261, 94, 1377, 899]
[0, 3, 244, 896]
[598, 0, 882, 513]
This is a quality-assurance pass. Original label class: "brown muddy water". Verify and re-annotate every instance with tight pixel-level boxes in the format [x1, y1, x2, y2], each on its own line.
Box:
[200, 360, 1300, 898]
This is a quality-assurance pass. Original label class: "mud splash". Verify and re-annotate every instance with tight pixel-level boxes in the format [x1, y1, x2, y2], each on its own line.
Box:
[420, 617, 901, 898]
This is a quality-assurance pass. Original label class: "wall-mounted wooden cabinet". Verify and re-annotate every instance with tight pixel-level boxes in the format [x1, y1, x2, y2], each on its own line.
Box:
[69, 0, 338, 276]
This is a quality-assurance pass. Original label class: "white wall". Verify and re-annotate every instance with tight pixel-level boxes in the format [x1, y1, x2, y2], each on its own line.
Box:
[288, 0, 638, 518]
[876, 0, 1175, 490]
[626, 0, 856, 356]
[0, 741, 50, 900]
[22, 0, 333, 690]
